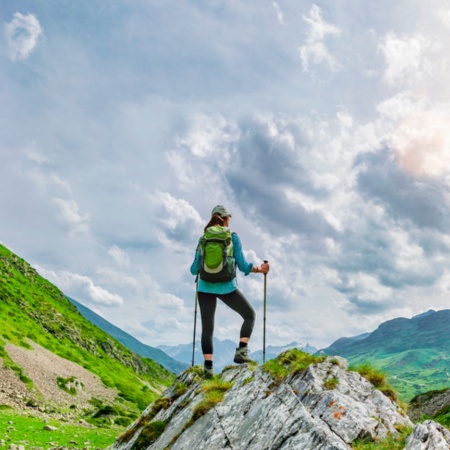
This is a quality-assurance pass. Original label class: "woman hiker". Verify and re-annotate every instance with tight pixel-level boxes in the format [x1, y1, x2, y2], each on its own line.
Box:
[190, 205, 270, 377]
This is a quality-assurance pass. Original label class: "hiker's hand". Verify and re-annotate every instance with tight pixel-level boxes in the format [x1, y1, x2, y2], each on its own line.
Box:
[260, 262, 270, 274]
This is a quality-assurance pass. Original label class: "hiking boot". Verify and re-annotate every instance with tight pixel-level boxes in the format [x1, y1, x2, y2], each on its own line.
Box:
[233, 346, 253, 364]
[203, 366, 214, 379]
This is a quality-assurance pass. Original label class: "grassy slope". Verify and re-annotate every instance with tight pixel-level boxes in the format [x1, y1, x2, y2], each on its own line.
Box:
[0, 407, 119, 449]
[322, 313, 450, 401]
[0, 243, 175, 413]
[348, 349, 450, 401]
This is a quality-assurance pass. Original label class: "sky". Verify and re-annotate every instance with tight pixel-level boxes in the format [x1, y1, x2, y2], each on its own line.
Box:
[2, 0, 450, 352]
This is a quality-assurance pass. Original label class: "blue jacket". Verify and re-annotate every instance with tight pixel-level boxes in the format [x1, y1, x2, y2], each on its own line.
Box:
[190, 232, 254, 294]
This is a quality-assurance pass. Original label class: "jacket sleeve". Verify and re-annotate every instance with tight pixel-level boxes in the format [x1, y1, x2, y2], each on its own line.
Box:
[190, 239, 201, 275]
[232, 233, 253, 276]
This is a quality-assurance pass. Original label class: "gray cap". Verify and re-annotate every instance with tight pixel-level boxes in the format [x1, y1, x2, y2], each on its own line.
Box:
[211, 205, 232, 218]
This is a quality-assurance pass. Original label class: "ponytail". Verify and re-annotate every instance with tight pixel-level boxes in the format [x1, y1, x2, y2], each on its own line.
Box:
[204, 213, 225, 233]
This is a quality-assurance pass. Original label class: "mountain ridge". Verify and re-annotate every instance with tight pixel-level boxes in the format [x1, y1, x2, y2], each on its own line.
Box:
[320, 309, 450, 400]
[68, 297, 187, 374]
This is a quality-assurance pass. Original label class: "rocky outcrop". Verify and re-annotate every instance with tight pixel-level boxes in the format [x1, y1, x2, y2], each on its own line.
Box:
[405, 420, 450, 449]
[110, 355, 416, 450]
[408, 389, 450, 422]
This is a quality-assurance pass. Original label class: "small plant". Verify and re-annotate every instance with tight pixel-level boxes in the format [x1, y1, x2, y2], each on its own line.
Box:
[150, 397, 172, 416]
[56, 376, 82, 396]
[262, 349, 325, 385]
[92, 404, 120, 418]
[173, 381, 188, 398]
[191, 378, 234, 421]
[324, 377, 339, 390]
[131, 420, 168, 450]
[6, 362, 33, 387]
[243, 376, 254, 386]
[18, 340, 32, 349]
[186, 365, 204, 378]
[115, 416, 133, 427]
[351, 425, 412, 450]
[350, 363, 398, 403]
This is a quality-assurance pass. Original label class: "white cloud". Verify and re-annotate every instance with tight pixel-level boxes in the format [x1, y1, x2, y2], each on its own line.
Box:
[4, 12, 43, 62]
[379, 32, 436, 86]
[51, 198, 90, 235]
[299, 4, 341, 72]
[107, 245, 131, 268]
[391, 108, 450, 177]
[176, 113, 240, 159]
[147, 190, 203, 232]
[437, 8, 450, 28]
[30, 171, 72, 194]
[36, 267, 123, 307]
[272, 2, 285, 25]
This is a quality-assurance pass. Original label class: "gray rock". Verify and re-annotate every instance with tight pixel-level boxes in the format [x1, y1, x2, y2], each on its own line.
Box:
[109, 357, 413, 450]
[43, 425, 58, 431]
[404, 420, 450, 449]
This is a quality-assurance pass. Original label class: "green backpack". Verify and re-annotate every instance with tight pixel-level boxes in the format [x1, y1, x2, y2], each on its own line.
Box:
[198, 226, 236, 283]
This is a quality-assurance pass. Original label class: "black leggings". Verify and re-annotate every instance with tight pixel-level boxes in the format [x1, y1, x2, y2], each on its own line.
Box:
[198, 289, 256, 355]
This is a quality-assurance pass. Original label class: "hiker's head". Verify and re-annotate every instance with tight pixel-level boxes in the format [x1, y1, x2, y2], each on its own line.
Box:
[211, 205, 232, 219]
[204, 205, 232, 231]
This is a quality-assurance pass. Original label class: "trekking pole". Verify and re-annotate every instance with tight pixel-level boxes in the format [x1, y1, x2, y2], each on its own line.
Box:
[263, 260, 268, 363]
[191, 278, 199, 367]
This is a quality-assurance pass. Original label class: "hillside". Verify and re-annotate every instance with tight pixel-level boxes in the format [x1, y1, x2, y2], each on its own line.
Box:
[68, 297, 188, 374]
[320, 310, 450, 400]
[0, 243, 175, 424]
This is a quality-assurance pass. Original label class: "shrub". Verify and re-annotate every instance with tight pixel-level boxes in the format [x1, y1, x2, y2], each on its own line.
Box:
[56, 376, 82, 396]
[93, 405, 120, 418]
[350, 363, 398, 403]
[115, 416, 133, 427]
[173, 382, 188, 398]
[150, 397, 172, 416]
[191, 378, 234, 421]
[323, 377, 339, 390]
[262, 349, 325, 384]
[131, 420, 168, 450]
[352, 425, 412, 450]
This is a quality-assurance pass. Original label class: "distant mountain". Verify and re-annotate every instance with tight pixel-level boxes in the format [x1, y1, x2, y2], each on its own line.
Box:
[320, 309, 450, 400]
[157, 339, 317, 371]
[322, 332, 371, 355]
[68, 297, 188, 374]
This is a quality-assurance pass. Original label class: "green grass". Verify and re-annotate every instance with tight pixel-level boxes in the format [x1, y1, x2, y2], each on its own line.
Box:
[131, 420, 168, 450]
[351, 426, 412, 449]
[191, 376, 234, 420]
[336, 348, 450, 402]
[323, 377, 339, 390]
[0, 410, 120, 449]
[262, 349, 326, 384]
[0, 243, 176, 417]
[349, 363, 398, 403]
